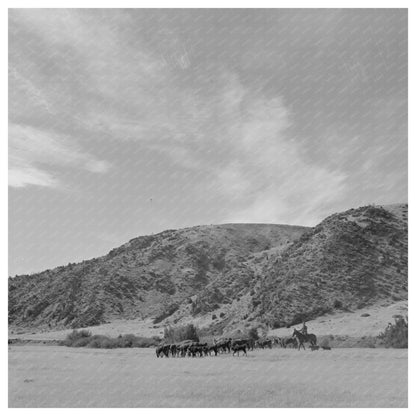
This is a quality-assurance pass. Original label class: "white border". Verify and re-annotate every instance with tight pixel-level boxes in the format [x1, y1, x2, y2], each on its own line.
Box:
[2, 2, 413, 415]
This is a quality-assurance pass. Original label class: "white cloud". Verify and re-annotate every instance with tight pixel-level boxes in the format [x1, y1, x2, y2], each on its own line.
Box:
[8, 165, 58, 188]
[213, 78, 347, 226]
[9, 123, 111, 188]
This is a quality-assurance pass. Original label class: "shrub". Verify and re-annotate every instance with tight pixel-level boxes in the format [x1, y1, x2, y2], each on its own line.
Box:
[60, 331, 159, 349]
[59, 329, 92, 346]
[379, 317, 408, 348]
[333, 299, 343, 309]
[319, 336, 331, 348]
[248, 327, 259, 341]
[163, 323, 199, 343]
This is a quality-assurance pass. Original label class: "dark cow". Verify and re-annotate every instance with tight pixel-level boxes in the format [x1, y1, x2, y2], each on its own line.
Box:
[215, 338, 231, 353]
[246, 339, 255, 351]
[176, 340, 195, 357]
[155, 344, 170, 357]
[207, 345, 218, 356]
[280, 336, 297, 348]
[170, 344, 178, 357]
[255, 338, 273, 349]
[232, 343, 247, 356]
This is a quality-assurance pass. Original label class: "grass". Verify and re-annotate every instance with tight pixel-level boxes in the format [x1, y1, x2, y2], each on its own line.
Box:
[9, 346, 407, 407]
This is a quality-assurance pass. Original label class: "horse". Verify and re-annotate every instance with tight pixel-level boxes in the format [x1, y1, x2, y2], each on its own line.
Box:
[292, 329, 317, 351]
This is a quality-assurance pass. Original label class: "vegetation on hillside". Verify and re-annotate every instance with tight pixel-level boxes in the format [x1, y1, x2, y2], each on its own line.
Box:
[252, 205, 408, 328]
[163, 323, 200, 343]
[60, 329, 160, 348]
[9, 204, 407, 336]
[378, 316, 408, 348]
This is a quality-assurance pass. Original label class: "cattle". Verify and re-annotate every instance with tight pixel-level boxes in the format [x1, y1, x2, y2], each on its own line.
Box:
[155, 344, 170, 358]
[280, 337, 297, 348]
[255, 338, 273, 349]
[271, 337, 282, 348]
[207, 345, 218, 356]
[232, 343, 247, 356]
[246, 339, 255, 351]
[215, 338, 231, 353]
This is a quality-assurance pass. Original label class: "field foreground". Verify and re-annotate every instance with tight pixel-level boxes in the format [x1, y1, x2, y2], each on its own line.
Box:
[9, 346, 407, 407]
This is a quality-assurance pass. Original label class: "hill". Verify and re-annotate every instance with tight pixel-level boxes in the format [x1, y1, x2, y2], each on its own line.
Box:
[9, 223, 307, 330]
[8, 204, 407, 336]
[249, 204, 408, 329]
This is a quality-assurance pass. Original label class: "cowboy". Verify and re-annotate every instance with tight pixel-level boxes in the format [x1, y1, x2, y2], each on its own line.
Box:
[301, 321, 308, 335]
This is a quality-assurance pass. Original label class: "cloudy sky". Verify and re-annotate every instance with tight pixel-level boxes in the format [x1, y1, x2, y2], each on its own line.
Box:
[9, 9, 407, 275]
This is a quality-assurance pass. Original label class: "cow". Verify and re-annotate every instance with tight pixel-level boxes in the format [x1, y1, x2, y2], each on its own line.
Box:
[232, 343, 247, 356]
[207, 345, 218, 356]
[280, 336, 297, 348]
[155, 344, 170, 357]
[255, 338, 273, 349]
[215, 338, 231, 353]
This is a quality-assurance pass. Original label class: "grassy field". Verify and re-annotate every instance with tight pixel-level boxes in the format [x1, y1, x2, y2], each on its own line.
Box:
[9, 346, 407, 407]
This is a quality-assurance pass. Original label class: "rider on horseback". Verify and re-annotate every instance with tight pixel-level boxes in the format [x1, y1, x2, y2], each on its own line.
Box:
[301, 321, 308, 335]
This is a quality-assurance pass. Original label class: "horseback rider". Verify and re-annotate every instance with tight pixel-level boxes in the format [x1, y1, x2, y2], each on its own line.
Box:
[301, 321, 308, 335]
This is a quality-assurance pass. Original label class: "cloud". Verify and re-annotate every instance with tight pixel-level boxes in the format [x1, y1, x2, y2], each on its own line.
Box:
[211, 77, 347, 225]
[9, 123, 111, 188]
[8, 165, 58, 188]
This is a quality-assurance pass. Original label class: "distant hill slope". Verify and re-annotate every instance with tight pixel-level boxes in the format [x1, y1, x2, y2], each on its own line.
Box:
[9, 223, 307, 330]
[250, 204, 408, 328]
[9, 204, 407, 334]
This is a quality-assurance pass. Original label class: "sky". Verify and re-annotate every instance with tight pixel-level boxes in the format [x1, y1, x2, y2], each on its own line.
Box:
[9, 9, 407, 276]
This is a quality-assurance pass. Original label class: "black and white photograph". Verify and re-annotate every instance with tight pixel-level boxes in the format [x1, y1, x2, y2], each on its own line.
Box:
[7, 5, 409, 408]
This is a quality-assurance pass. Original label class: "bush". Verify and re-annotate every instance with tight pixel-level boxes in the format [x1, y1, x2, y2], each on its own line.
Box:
[319, 336, 331, 348]
[60, 330, 159, 349]
[59, 329, 92, 346]
[379, 317, 408, 348]
[163, 323, 199, 343]
[248, 327, 259, 341]
[333, 299, 343, 309]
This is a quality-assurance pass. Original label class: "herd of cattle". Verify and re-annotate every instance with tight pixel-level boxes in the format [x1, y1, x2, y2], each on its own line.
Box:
[155, 335, 330, 358]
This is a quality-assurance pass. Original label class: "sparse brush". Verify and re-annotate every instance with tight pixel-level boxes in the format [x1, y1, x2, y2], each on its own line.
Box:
[61, 331, 159, 349]
[379, 316, 408, 348]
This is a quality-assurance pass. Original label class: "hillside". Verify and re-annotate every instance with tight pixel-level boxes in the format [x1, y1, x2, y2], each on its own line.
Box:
[249, 205, 408, 329]
[9, 223, 307, 330]
[8, 204, 407, 336]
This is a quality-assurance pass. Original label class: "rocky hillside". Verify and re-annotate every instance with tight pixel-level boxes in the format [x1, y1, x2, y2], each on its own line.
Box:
[8, 204, 407, 334]
[9, 223, 307, 330]
[250, 204, 408, 328]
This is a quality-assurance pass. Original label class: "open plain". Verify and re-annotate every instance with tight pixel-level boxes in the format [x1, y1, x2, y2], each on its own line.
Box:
[9, 345, 407, 408]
